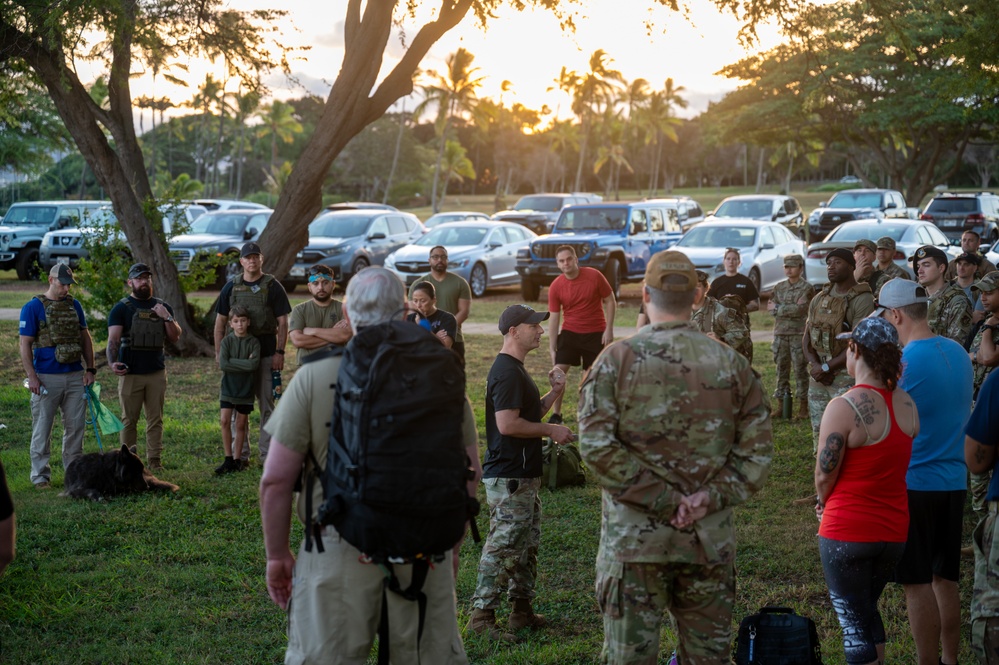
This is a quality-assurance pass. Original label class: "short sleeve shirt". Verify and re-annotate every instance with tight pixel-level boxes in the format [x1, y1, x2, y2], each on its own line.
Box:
[967, 369, 999, 501]
[483, 353, 543, 479]
[406, 309, 457, 341]
[707, 273, 760, 305]
[217, 274, 292, 357]
[289, 299, 345, 364]
[547, 268, 613, 334]
[410, 273, 470, 343]
[19, 296, 88, 374]
[107, 296, 175, 374]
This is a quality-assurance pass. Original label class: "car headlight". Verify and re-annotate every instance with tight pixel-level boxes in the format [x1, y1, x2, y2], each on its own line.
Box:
[384, 256, 396, 269]
[0, 233, 10, 245]
[326, 245, 347, 256]
[449, 258, 470, 269]
[517, 248, 529, 259]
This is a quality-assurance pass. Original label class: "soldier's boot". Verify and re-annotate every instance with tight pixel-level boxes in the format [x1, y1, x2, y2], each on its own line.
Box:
[465, 609, 516, 642]
[509, 599, 548, 630]
[796, 400, 809, 420]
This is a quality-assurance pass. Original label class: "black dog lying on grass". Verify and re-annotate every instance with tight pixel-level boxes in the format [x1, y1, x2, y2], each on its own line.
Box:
[61, 444, 179, 500]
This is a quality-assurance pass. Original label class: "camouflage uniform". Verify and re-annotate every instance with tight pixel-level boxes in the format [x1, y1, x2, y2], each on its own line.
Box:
[973, 508, 999, 663]
[805, 283, 876, 451]
[945, 255, 998, 281]
[971, 324, 996, 513]
[770, 278, 814, 402]
[927, 283, 973, 346]
[691, 295, 752, 362]
[880, 261, 911, 282]
[579, 321, 773, 665]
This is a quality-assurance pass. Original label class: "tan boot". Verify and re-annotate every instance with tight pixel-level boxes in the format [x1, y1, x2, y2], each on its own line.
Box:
[796, 401, 809, 421]
[465, 609, 516, 642]
[509, 599, 548, 630]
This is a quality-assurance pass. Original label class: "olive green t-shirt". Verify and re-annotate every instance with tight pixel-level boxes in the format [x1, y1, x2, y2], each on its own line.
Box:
[409, 273, 471, 343]
[288, 299, 345, 365]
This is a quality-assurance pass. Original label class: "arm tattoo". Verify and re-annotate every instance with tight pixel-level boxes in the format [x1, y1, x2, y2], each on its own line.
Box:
[819, 432, 846, 473]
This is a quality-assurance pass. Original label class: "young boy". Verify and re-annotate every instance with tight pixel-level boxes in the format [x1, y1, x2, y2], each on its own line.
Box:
[768, 254, 814, 418]
[217, 305, 260, 474]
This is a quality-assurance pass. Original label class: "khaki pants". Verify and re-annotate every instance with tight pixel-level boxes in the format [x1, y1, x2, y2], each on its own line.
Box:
[29, 371, 86, 485]
[239, 355, 274, 463]
[117, 369, 167, 463]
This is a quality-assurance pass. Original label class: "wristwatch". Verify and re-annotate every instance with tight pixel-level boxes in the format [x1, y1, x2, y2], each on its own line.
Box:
[820, 362, 830, 372]
[165, 315, 175, 323]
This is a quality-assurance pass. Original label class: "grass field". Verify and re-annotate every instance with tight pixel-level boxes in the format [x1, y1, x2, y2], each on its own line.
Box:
[0, 215, 982, 663]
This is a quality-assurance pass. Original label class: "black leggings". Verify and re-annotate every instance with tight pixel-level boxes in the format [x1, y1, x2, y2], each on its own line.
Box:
[818, 537, 906, 664]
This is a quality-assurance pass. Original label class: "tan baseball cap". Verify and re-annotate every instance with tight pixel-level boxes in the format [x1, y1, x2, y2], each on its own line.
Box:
[645, 251, 697, 292]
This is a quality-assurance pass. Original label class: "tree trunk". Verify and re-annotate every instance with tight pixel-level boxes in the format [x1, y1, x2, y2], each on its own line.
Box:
[755, 147, 766, 193]
[383, 107, 407, 205]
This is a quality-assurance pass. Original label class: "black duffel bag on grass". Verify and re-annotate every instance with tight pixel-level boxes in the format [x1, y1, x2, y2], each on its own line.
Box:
[733, 606, 822, 665]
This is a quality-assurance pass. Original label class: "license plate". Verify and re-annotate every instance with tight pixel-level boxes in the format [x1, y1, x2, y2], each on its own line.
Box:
[290, 266, 305, 277]
[944, 219, 961, 228]
[56, 257, 70, 265]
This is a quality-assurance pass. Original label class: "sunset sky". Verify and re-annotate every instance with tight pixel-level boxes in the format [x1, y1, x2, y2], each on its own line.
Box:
[127, 1, 781, 124]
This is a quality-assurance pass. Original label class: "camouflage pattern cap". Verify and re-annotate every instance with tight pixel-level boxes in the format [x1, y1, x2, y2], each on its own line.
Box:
[854, 239, 877, 254]
[644, 250, 697, 292]
[783, 254, 804, 267]
[836, 315, 899, 350]
[876, 236, 896, 251]
[973, 271, 999, 293]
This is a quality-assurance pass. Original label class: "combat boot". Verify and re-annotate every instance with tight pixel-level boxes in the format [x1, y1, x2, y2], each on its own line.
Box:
[465, 609, 516, 642]
[509, 599, 548, 630]
[796, 400, 809, 420]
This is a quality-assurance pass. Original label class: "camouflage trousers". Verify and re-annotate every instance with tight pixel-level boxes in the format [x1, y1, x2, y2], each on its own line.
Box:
[596, 560, 735, 665]
[972, 504, 999, 664]
[771, 335, 808, 402]
[470, 476, 542, 610]
[809, 373, 855, 453]
[973, 472, 994, 513]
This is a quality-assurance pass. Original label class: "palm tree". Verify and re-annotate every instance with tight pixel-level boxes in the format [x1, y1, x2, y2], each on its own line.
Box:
[437, 140, 476, 206]
[229, 88, 260, 197]
[592, 108, 632, 199]
[189, 75, 222, 183]
[571, 50, 623, 192]
[256, 100, 304, 170]
[414, 48, 484, 212]
[640, 78, 687, 196]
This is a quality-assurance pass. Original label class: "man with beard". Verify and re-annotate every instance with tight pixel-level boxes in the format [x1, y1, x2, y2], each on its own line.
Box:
[944, 230, 998, 281]
[802, 248, 875, 452]
[106, 263, 183, 470]
[913, 245, 973, 346]
[409, 245, 471, 360]
[288, 264, 352, 365]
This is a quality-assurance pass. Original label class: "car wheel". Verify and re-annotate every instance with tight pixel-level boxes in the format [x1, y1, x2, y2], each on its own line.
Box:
[351, 258, 369, 280]
[603, 257, 623, 299]
[521, 277, 540, 301]
[749, 267, 761, 293]
[470, 263, 488, 298]
[15, 247, 41, 281]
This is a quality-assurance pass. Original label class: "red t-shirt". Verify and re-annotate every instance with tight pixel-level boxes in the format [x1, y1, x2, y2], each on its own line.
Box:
[547, 267, 613, 334]
[818, 385, 913, 543]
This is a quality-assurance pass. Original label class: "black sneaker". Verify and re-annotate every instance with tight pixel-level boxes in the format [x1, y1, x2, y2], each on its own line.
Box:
[215, 458, 238, 475]
[548, 413, 564, 425]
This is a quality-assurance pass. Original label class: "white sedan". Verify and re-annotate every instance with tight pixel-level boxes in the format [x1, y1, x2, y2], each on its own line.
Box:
[671, 220, 807, 294]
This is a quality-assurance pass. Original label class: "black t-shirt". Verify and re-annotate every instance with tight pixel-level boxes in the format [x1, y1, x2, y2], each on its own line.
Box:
[0, 458, 13, 522]
[483, 353, 544, 479]
[406, 309, 458, 341]
[107, 296, 174, 375]
[217, 275, 292, 357]
[708, 273, 760, 304]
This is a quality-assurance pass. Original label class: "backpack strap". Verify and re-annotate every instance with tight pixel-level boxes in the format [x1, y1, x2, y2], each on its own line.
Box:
[304, 344, 345, 553]
[377, 560, 429, 665]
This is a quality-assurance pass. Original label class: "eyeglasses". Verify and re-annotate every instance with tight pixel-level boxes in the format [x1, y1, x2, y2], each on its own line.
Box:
[429, 254, 448, 260]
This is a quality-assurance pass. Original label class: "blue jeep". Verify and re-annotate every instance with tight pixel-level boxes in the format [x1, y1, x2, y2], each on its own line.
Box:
[515, 201, 683, 300]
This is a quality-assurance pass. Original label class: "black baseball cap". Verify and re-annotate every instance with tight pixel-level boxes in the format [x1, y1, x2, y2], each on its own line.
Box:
[498, 304, 550, 334]
[128, 263, 152, 279]
[240, 242, 262, 258]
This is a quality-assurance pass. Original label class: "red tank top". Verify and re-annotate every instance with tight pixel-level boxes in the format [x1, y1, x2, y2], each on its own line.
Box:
[818, 385, 913, 543]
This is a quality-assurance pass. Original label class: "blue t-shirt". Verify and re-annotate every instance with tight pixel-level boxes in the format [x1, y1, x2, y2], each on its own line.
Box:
[19, 296, 88, 374]
[966, 369, 999, 500]
[900, 336, 972, 491]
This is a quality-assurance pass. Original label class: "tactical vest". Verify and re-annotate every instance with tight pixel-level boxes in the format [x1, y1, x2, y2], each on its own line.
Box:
[229, 274, 278, 337]
[928, 285, 970, 338]
[119, 297, 166, 351]
[718, 293, 750, 329]
[693, 297, 753, 361]
[808, 282, 872, 363]
[33, 295, 83, 364]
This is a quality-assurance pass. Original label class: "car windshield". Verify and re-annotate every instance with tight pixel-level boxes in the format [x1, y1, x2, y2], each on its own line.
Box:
[201, 213, 253, 236]
[424, 214, 463, 228]
[3, 206, 58, 225]
[714, 199, 774, 218]
[827, 192, 884, 208]
[308, 214, 371, 238]
[555, 208, 627, 231]
[675, 225, 757, 248]
[827, 224, 906, 243]
[514, 196, 562, 212]
[415, 226, 488, 247]
[926, 198, 978, 214]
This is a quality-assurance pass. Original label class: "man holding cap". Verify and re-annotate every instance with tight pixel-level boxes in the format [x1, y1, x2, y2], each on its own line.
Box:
[467, 304, 573, 641]
[579, 250, 772, 664]
[854, 238, 892, 297]
[874, 278, 972, 665]
[214, 241, 291, 467]
[19, 264, 96, 488]
[106, 263, 182, 470]
[874, 236, 911, 283]
[288, 264, 351, 365]
[912, 245, 973, 346]
[803, 247, 875, 451]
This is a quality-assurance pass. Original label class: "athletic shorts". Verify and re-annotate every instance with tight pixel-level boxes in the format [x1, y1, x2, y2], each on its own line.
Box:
[220, 401, 254, 415]
[894, 489, 966, 584]
[555, 330, 604, 369]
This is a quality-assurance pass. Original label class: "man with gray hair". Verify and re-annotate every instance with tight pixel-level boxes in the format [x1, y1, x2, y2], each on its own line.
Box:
[260, 267, 473, 664]
[580, 250, 772, 664]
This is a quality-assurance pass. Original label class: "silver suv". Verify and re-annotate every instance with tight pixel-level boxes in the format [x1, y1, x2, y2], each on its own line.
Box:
[920, 192, 999, 245]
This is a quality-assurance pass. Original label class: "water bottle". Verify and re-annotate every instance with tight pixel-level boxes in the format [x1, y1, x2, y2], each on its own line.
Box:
[782, 392, 792, 419]
[272, 370, 282, 401]
[24, 378, 48, 395]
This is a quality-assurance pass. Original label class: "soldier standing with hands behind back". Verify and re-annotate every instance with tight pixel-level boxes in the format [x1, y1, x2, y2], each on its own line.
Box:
[768, 254, 814, 418]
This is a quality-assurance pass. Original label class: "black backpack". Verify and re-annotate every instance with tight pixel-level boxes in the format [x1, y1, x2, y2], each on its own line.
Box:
[733, 606, 823, 665]
[309, 320, 478, 663]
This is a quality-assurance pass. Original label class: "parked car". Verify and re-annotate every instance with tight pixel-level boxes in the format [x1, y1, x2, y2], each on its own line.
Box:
[287, 209, 424, 286]
[671, 220, 806, 294]
[169, 208, 273, 286]
[492, 192, 602, 235]
[323, 201, 399, 213]
[803, 219, 958, 287]
[807, 188, 917, 239]
[422, 211, 491, 229]
[39, 203, 208, 271]
[515, 201, 683, 300]
[645, 196, 707, 232]
[193, 198, 269, 212]
[839, 175, 862, 185]
[0, 200, 110, 279]
[920, 191, 999, 244]
[705, 194, 806, 239]
[385, 221, 536, 297]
